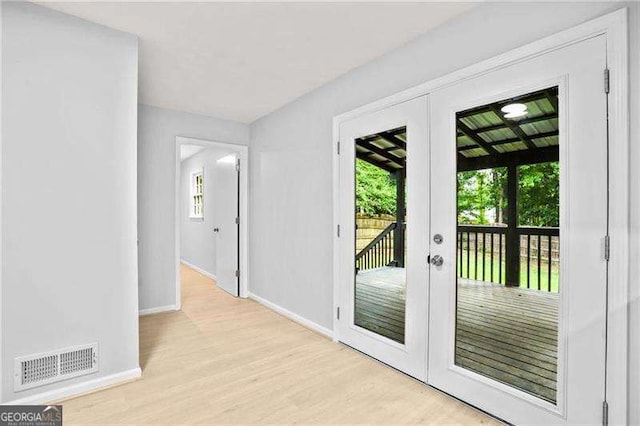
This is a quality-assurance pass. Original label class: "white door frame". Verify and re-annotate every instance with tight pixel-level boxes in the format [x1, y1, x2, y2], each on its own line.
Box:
[332, 9, 628, 424]
[175, 136, 249, 305]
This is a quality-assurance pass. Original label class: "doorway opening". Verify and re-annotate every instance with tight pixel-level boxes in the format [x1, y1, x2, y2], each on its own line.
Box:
[175, 137, 249, 306]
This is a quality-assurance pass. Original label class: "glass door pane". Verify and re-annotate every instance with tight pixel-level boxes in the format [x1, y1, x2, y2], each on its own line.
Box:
[455, 87, 560, 403]
[354, 126, 407, 344]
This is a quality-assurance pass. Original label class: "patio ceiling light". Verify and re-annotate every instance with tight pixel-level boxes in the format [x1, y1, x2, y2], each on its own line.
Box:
[501, 103, 528, 119]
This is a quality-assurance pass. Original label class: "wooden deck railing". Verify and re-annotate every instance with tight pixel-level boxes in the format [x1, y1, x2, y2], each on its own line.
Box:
[355, 222, 398, 272]
[457, 224, 560, 292]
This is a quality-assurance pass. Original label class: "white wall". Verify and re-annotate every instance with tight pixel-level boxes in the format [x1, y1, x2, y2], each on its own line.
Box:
[180, 147, 237, 276]
[138, 105, 249, 311]
[248, 2, 639, 422]
[1, 2, 139, 402]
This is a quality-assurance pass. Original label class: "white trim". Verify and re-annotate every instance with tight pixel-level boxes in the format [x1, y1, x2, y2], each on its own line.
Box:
[3, 367, 142, 406]
[332, 123, 340, 344]
[602, 8, 629, 425]
[0, 2, 5, 404]
[248, 292, 334, 339]
[180, 259, 217, 281]
[175, 136, 250, 307]
[139, 304, 179, 317]
[332, 8, 628, 425]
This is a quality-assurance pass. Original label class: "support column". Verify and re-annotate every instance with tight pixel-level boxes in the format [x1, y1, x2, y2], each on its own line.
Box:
[393, 170, 406, 267]
[505, 164, 520, 287]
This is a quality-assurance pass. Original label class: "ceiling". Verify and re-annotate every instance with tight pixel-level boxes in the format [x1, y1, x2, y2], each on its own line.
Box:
[39, 2, 474, 123]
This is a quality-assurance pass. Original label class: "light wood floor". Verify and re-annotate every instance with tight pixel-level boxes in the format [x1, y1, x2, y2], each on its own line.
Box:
[59, 264, 498, 424]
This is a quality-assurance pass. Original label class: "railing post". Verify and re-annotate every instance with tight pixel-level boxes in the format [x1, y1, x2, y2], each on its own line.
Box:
[394, 170, 406, 267]
[505, 164, 520, 287]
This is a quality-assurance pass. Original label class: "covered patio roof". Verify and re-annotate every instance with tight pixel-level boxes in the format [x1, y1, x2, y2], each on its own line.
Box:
[355, 86, 559, 172]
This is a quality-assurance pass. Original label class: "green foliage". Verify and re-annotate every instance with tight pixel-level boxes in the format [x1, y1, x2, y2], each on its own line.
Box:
[355, 159, 397, 215]
[518, 162, 559, 227]
[457, 162, 559, 227]
[457, 168, 507, 224]
[356, 156, 559, 225]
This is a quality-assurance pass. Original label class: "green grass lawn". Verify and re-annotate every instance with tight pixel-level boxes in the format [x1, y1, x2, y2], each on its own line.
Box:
[457, 250, 559, 293]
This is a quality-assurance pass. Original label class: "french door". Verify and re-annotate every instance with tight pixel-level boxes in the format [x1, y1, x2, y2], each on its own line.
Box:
[428, 35, 608, 424]
[337, 96, 429, 380]
[337, 34, 610, 424]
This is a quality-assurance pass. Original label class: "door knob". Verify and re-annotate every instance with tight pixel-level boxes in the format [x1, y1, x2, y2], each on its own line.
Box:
[213, 227, 220, 233]
[430, 255, 444, 267]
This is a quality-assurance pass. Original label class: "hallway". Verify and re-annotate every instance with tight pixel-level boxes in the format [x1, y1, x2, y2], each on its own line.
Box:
[58, 265, 497, 424]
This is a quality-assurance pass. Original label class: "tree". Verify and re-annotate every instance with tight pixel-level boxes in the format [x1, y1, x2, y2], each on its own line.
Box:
[356, 156, 559, 226]
[518, 162, 559, 227]
[355, 159, 397, 215]
[456, 162, 559, 227]
[457, 168, 506, 225]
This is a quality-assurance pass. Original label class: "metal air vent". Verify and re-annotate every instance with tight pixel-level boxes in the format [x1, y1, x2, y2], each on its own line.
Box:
[14, 343, 99, 391]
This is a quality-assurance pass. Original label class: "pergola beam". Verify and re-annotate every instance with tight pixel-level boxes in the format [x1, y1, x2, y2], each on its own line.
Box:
[458, 146, 559, 172]
[379, 131, 407, 151]
[457, 120, 500, 156]
[471, 113, 558, 134]
[458, 130, 559, 153]
[544, 88, 558, 112]
[489, 105, 537, 150]
[356, 152, 399, 173]
[356, 139, 405, 168]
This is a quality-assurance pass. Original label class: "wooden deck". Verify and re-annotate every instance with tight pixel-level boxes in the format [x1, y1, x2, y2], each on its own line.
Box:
[355, 267, 559, 403]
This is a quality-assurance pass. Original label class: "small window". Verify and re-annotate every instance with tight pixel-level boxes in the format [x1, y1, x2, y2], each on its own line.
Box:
[190, 170, 204, 219]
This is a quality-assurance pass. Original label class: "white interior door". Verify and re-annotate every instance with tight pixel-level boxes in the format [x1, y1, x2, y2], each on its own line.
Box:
[428, 35, 608, 424]
[213, 154, 240, 296]
[337, 96, 429, 380]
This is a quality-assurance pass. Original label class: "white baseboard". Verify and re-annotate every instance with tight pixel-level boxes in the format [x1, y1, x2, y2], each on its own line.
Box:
[248, 292, 333, 339]
[139, 304, 179, 316]
[180, 259, 216, 281]
[3, 367, 142, 406]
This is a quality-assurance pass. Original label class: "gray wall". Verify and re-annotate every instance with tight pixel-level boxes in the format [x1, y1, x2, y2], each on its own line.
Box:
[138, 105, 249, 311]
[180, 147, 236, 276]
[1, 2, 139, 402]
[248, 2, 639, 422]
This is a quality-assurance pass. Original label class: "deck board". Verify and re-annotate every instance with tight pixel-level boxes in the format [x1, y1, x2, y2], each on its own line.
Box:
[355, 267, 558, 404]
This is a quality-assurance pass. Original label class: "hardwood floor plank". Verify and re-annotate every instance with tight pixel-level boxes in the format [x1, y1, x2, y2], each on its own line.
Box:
[57, 264, 497, 425]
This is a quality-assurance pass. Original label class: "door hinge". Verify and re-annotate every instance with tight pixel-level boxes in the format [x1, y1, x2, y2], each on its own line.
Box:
[235, 216, 240, 225]
[337, 141, 340, 155]
[604, 235, 611, 261]
[604, 68, 610, 94]
[602, 400, 609, 426]
[337, 224, 341, 237]
[336, 306, 340, 320]
[235, 270, 240, 278]
[235, 159, 240, 172]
